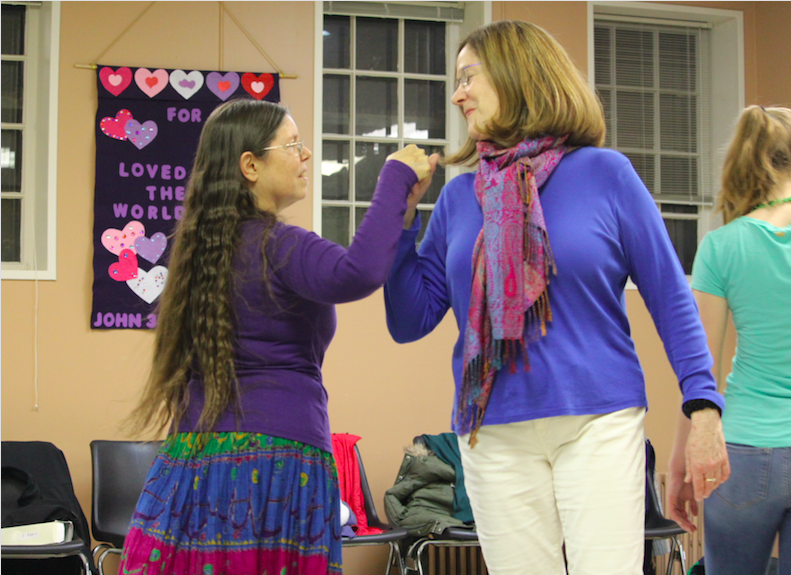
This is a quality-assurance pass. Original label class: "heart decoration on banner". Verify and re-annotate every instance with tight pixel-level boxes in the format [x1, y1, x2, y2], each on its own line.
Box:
[134, 68, 169, 98]
[134, 232, 168, 264]
[99, 66, 133, 96]
[206, 71, 240, 101]
[100, 109, 134, 141]
[108, 249, 139, 282]
[170, 70, 204, 100]
[127, 266, 168, 304]
[125, 120, 159, 150]
[241, 73, 275, 100]
[102, 221, 145, 255]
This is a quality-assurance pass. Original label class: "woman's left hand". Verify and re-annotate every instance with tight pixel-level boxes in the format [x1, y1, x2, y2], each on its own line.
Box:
[684, 408, 730, 500]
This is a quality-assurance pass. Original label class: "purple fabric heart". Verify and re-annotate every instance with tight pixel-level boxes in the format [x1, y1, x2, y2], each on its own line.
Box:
[179, 79, 196, 89]
[125, 120, 158, 150]
[206, 72, 240, 101]
[134, 232, 167, 264]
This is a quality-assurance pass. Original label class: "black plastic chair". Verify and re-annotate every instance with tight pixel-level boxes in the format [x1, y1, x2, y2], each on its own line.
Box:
[343, 444, 409, 575]
[89, 440, 162, 575]
[645, 440, 687, 575]
[1, 441, 95, 575]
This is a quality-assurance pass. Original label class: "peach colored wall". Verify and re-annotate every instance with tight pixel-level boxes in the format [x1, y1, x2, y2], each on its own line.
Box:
[2, 2, 789, 574]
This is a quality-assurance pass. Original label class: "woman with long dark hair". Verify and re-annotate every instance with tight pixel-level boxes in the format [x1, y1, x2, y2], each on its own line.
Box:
[669, 105, 791, 574]
[385, 21, 728, 574]
[119, 98, 436, 575]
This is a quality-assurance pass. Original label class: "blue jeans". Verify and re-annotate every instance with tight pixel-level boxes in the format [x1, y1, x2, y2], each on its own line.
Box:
[704, 443, 791, 575]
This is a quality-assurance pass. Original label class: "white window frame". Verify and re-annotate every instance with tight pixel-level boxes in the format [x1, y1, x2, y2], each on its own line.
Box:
[1, 0, 60, 280]
[312, 0, 490, 236]
[589, 1, 744, 282]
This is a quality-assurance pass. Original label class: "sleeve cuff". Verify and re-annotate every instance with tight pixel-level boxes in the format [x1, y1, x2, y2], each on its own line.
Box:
[682, 399, 722, 418]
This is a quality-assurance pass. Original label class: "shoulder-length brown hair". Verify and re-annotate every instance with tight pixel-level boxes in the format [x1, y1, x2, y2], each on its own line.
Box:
[446, 20, 606, 166]
[718, 105, 791, 223]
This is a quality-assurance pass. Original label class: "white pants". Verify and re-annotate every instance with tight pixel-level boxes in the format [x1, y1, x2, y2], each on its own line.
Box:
[458, 407, 646, 575]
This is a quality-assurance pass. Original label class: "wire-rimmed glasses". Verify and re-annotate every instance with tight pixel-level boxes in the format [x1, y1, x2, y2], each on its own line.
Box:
[263, 139, 306, 156]
[454, 63, 482, 92]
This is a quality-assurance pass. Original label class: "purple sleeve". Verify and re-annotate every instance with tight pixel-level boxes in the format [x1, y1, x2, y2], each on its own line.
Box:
[614, 160, 725, 412]
[384, 185, 452, 343]
[275, 160, 417, 304]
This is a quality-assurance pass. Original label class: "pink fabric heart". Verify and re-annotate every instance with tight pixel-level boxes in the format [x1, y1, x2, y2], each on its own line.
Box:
[108, 249, 139, 282]
[99, 66, 133, 96]
[100, 109, 134, 141]
[101, 221, 145, 255]
[134, 68, 169, 98]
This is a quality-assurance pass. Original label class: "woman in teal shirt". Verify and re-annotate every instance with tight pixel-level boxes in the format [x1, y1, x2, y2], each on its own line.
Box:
[669, 105, 791, 575]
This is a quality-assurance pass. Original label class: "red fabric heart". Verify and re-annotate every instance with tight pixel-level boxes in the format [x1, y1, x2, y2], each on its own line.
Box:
[218, 81, 232, 92]
[100, 109, 134, 141]
[108, 249, 139, 282]
[145, 76, 158, 88]
[241, 73, 275, 100]
[99, 66, 133, 96]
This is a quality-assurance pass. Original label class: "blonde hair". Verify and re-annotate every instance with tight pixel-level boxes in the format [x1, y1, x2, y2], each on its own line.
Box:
[445, 20, 606, 166]
[719, 105, 791, 223]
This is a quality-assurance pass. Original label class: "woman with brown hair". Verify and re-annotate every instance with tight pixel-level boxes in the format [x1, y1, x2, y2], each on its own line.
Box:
[385, 20, 728, 574]
[118, 98, 436, 575]
[669, 105, 791, 574]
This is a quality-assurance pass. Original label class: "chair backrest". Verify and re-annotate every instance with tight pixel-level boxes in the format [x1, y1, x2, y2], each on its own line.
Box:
[644, 438, 684, 536]
[353, 444, 387, 529]
[90, 440, 162, 548]
[1, 441, 95, 574]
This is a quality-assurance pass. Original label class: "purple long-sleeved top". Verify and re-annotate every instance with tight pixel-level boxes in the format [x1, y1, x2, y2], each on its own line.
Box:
[385, 147, 724, 436]
[179, 160, 417, 452]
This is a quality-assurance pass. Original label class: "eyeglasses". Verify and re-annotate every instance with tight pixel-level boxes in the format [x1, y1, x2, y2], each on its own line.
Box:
[454, 63, 482, 92]
[263, 139, 306, 156]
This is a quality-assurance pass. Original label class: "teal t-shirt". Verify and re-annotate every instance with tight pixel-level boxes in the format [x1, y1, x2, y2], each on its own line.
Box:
[692, 216, 791, 448]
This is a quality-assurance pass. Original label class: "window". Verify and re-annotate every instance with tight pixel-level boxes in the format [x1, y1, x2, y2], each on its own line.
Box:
[1, 1, 60, 280]
[592, 2, 744, 275]
[318, 2, 471, 247]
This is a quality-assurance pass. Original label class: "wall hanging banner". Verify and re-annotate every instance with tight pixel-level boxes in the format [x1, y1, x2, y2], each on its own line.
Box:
[91, 65, 280, 329]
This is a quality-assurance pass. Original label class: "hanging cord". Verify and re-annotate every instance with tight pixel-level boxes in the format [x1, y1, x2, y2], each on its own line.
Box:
[75, 1, 296, 77]
[74, 2, 157, 69]
[219, 2, 297, 78]
[219, 2, 224, 70]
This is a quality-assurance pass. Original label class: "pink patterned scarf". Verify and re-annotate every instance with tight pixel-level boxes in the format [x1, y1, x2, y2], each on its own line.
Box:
[458, 135, 568, 446]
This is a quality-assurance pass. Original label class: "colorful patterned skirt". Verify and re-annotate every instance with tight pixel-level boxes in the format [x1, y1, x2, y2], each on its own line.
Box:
[119, 432, 342, 575]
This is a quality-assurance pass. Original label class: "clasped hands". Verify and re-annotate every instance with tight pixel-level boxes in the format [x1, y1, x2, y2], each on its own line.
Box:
[387, 145, 440, 229]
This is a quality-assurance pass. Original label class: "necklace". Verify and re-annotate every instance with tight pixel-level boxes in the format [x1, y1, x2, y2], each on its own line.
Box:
[751, 196, 791, 211]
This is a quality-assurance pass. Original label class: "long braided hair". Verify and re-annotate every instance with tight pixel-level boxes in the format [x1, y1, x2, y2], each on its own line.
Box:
[125, 99, 288, 437]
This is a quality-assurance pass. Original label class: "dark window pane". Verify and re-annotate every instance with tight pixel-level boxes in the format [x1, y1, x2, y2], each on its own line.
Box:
[404, 20, 445, 75]
[615, 28, 653, 88]
[659, 32, 696, 91]
[322, 206, 350, 248]
[599, 89, 612, 148]
[356, 77, 398, 137]
[323, 15, 350, 69]
[660, 94, 697, 153]
[404, 80, 445, 140]
[420, 145, 445, 205]
[354, 206, 368, 234]
[356, 18, 397, 71]
[660, 155, 698, 196]
[661, 204, 697, 214]
[616, 91, 654, 149]
[1, 5, 25, 56]
[322, 140, 350, 200]
[663, 217, 697, 274]
[323, 75, 350, 134]
[594, 26, 611, 85]
[1, 129, 23, 192]
[2, 198, 22, 262]
[354, 141, 398, 201]
[2, 61, 24, 123]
